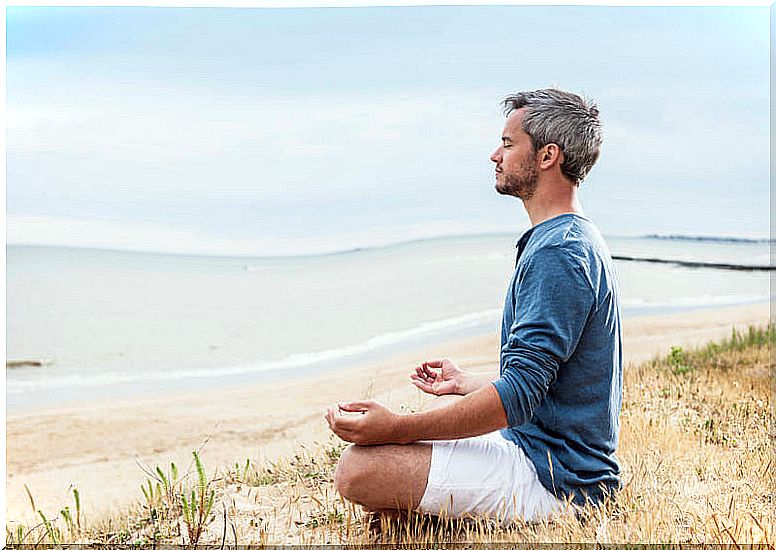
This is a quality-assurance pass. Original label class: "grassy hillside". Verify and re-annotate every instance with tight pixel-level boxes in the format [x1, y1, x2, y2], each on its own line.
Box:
[7, 324, 773, 546]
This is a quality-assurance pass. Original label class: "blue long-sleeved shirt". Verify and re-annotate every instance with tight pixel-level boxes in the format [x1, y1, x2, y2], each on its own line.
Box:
[491, 213, 622, 506]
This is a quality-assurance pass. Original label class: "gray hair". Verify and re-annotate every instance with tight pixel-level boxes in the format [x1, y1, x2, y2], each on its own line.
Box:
[501, 89, 602, 185]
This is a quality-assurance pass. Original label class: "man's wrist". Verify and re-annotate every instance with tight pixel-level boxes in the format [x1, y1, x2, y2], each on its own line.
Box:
[392, 412, 416, 445]
[455, 373, 473, 395]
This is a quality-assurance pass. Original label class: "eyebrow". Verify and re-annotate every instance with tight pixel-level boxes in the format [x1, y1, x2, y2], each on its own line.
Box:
[501, 136, 513, 143]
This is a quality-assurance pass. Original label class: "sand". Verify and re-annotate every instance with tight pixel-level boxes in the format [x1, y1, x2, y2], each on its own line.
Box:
[5, 301, 771, 525]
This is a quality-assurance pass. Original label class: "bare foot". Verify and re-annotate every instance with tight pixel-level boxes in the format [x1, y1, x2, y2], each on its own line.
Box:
[365, 509, 406, 539]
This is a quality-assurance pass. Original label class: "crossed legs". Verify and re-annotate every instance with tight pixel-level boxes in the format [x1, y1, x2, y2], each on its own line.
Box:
[333, 394, 463, 513]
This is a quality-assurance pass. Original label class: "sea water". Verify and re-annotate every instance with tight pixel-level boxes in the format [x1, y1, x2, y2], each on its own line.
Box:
[6, 234, 771, 410]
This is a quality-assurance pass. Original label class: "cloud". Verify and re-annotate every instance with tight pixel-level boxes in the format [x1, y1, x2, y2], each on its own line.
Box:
[7, 80, 501, 201]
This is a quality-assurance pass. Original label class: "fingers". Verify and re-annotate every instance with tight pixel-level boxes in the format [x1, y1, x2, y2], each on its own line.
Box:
[410, 376, 436, 395]
[324, 406, 336, 434]
[410, 372, 432, 383]
[326, 399, 378, 433]
[324, 406, 357, 442]
[420, 363, 437, 378]
[332, 413, 361, 431]
[413, 363, 438, 382]
[410, 373, 426, 384]
[338, 400, 373, 412]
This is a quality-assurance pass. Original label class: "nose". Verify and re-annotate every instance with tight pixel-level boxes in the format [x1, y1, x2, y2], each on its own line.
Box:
[490, 146, 502, 164]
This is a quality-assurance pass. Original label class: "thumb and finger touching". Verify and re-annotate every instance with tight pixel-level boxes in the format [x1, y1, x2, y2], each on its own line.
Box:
[338, 400, 373, 412]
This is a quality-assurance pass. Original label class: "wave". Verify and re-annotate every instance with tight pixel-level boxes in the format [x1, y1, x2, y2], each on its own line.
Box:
[644, 233, 773, 244]
[6, 308, 502, 394]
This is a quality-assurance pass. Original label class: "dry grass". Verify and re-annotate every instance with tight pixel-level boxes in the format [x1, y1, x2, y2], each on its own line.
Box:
[7, 324, 774, 546]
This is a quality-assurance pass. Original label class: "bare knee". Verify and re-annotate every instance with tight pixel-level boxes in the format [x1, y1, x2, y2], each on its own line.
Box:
[334, 445, 370, 504]
[334, 442, 432, 511]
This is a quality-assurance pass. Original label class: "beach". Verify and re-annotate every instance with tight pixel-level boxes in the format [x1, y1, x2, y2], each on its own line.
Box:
[6, 301, 771, 526]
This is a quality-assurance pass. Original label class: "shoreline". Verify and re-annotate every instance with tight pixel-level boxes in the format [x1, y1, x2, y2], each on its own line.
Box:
[7, 297, 771, 414]
[6, 301, 771, 525]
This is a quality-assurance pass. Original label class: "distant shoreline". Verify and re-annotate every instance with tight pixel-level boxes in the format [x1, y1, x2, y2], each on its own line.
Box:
[7, 229, 774, 260]
[611, 255, 774, 271]
[644, 233, 773, 244]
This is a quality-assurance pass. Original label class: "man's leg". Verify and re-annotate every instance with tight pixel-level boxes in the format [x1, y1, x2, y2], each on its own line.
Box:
[334, 394, 464, 512]
[334, 442, 431, 512]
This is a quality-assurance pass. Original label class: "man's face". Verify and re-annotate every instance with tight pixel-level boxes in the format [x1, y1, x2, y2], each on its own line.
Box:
[490, 109, 539, 200]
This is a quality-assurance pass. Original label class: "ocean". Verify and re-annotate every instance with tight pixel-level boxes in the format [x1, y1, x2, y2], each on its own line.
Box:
[6, 233, 772, 410]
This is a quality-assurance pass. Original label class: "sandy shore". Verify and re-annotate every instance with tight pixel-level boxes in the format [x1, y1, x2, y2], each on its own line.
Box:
[6, 302, 771, 525]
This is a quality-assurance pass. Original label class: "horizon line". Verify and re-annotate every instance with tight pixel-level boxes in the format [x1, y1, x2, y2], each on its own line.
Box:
[7, 230, 773, 261]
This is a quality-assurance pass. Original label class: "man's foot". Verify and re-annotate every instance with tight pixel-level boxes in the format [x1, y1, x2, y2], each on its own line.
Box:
[365, 509, 407, 539]
[366, 511, 382, 537]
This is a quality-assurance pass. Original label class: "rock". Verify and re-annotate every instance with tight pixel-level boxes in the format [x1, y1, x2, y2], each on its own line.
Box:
[6, 358, 54, 368]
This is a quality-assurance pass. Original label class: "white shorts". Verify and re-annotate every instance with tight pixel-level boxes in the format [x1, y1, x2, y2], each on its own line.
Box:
[416, 431, 566, 524]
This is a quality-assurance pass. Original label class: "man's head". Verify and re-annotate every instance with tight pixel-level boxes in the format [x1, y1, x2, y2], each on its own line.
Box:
[490, 88, 602, 200]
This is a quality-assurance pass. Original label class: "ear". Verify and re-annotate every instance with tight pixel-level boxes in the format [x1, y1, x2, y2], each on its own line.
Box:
[538, 143, 564, 170]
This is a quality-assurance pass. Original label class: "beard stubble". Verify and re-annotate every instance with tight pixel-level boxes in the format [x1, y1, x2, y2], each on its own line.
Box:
[496, 154, 539, 200]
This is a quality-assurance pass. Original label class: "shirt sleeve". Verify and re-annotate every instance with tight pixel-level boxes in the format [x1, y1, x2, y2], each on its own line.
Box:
[491, 244, 595, 428]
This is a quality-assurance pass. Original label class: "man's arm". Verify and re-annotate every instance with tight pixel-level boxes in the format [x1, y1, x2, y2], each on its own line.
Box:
[325, 383, 507, 446]
[492, 245, 595, 427]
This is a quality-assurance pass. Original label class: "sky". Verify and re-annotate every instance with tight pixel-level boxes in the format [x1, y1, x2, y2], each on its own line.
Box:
[5, 5, 771, 255]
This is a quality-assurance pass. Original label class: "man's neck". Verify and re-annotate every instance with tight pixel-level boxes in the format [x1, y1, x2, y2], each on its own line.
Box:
[523, 179, 583, 227]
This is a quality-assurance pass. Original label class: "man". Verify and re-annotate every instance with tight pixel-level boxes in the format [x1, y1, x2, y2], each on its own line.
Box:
[325, 88, 622, 524]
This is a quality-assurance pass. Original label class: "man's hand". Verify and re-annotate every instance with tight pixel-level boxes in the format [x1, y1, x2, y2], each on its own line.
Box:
[325, 400, 405, 446]
[411, 358, 466, 396]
